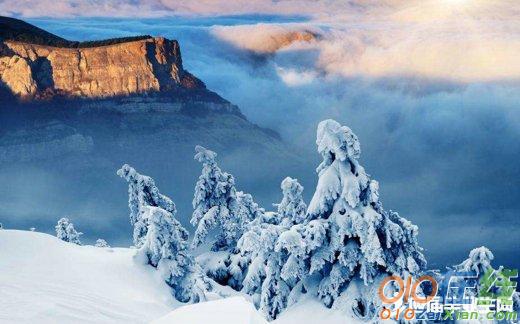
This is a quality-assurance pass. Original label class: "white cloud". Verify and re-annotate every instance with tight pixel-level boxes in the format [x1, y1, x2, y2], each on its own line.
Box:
[275, 66, 317, 86]
[211, 24, 319, 54]
[0, 0, 390, 18]
[206, 0, 520, 82]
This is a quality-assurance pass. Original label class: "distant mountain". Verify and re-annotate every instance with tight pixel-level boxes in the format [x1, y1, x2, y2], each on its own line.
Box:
[0, 16, 71, 47]
[0, 16, 212, 100]
[0, 17, 302, 242]
[0, 16, 152, 48]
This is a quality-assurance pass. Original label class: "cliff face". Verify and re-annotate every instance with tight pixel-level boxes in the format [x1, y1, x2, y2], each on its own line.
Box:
[0, 37, 205, 98]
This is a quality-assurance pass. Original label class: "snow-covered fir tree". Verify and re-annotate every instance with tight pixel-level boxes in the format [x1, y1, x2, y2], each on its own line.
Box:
[298, 119, 426, 307]
[442, 246, 519, 324]
[117, 164, 175, 247]
[233, 119, 426, 319]
[55, 217, 82, 245]
[95, 239, 110, 248]
[0, 223, 3, 230]
[191, 145, 262, 251]
[138, 205, 210, 303]
[232, 178, 309, 319]
[455, 246, 494, 275]
[275, 177, 307, 225]
[239, 224, 306, 320]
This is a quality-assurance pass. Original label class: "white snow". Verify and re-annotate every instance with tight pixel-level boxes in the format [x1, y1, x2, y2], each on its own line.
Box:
[0, 230, 373, 324]
[152, 297, 267, 324]
[273, 294, 365, 324]
[0, 230, 173, 323]
[153, 294, 367, 324]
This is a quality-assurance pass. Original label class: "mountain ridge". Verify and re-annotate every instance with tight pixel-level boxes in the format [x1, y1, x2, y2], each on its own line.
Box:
[0, 16, 212, 100]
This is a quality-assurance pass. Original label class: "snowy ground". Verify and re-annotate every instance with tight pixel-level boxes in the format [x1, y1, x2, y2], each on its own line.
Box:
[0, 230, 173, 323]
[153, 295, 366, 324]
[0, 230, 362, 324]
[152, 297, 268, 324]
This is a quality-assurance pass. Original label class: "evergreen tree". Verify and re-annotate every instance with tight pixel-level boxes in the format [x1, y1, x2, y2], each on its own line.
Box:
[138, 205, 210, 303]
[235, 120, 426, 319]
[117, 164, 175, 247]
[236, 186, 308, 319]
[191, 146, 261, 250]
[455, 246, 494, 275]
[259, 254, 291, 321]
[195, 120, 427, 320]
[276, 177, 307, 225]
[55, 217, 82, 245]
[95, 239, 110, 248]
[445, 247, 519, 323]
[297, 119, 426, 307]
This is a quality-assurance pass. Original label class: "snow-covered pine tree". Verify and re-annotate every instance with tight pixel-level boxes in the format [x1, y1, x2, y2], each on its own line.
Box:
[455, 246, 494, 275]
[95, 239, 110, 248]
[117, 164, 175, 247]
[235, 178, 308, 319]
[138, 205, 210, 303]
[276, 177, 307, 225]
[191, 145, 261, 251]
[446, 246, 519, 323]
[0, 223, 3, 230]
[280, 119, 427, 310]
[237, 191, 265, 226]
[55, 217, 82, 245]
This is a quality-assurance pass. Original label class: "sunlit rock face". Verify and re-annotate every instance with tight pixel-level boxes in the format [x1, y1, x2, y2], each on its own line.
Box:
[0, 37, 205, 99]
[0, 55, 37, 96]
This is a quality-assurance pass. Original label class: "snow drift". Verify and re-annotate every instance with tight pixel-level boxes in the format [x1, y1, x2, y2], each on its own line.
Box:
[0, 230, 173, 323]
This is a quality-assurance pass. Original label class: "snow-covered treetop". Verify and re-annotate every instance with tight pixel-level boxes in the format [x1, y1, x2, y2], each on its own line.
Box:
[117, 164, 176, 225]
[281, 177, 303, 194]
[316, 119, 361, 165]
[456, 246, 494, 275]
[95, 239, 110, 248]
[55, 217, 82, 245]
[191, 145, 263, 250]
[194, 145, 217, 164]
[117, 164, 176, 247]
[277, 177, 307, 225]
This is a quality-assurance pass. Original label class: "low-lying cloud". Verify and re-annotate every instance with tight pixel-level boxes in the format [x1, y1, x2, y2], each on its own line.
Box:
[210, 16, 520, 82]
[1, 1, 519, 268]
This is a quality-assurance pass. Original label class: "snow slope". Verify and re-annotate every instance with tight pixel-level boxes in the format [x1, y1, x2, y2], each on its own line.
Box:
[153, 294, 366, 324]
[152, 297, 268, 324]
[0, 230, 365, 324]
[0, 230, 174, 323]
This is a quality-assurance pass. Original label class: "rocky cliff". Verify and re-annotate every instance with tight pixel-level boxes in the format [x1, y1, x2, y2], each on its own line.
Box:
[0, 16, 208, 99]
[0, 37, 205, 98]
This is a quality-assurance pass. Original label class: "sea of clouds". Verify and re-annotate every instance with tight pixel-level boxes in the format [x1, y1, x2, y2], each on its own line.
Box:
[1, 0, 519, 268]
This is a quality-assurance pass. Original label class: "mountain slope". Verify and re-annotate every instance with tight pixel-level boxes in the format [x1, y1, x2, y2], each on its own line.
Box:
[0, 16, 151, 48]
[0, 16, 70, 47]
[0, 230, 173, 323]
